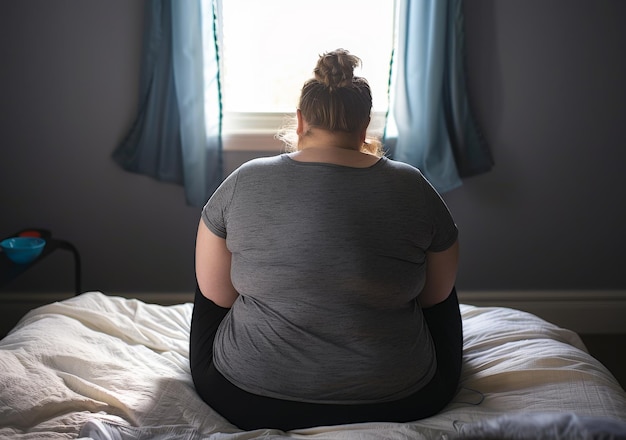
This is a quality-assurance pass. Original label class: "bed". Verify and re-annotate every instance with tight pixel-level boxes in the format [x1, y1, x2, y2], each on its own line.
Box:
[0, 291, 625, 439]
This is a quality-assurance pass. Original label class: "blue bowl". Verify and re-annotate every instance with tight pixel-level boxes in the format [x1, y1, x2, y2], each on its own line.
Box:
[1, 237, 46, 264]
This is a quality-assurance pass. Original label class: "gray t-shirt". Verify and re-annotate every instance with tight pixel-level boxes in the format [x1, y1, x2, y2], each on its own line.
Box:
[202, 154, 458, 404]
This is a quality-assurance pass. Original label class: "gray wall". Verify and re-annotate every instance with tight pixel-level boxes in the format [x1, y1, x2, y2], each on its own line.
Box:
[1, 0, 624, 295]
[454, 0, 626, 290]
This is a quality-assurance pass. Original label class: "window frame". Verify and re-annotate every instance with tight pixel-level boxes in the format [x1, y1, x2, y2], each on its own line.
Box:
[213, 0, 397, 152]
[222, 111, 388, 152]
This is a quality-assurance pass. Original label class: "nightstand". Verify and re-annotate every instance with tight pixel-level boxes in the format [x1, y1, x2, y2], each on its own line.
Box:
[0, 229, 82, 338]
[0, 228, 81, 295]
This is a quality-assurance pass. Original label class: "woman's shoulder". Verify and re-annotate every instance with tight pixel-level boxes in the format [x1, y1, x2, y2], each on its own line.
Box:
[223, 155, 285, 181]
[382, 156, 419, 172]
[379, 157, 429, 182]
[234, 154, 426, 182]
[236, 154, 286, 172]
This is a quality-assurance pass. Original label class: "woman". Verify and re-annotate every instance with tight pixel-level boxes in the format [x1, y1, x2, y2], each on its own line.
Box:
[190, 49, 462, 431]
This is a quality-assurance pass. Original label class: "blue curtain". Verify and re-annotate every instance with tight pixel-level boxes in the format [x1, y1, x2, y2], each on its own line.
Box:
[112, 0, 222, 207]
[386, 0, 493, 193]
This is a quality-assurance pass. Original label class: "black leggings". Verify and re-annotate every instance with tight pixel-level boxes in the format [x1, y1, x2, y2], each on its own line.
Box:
[189, 287, 463, 431]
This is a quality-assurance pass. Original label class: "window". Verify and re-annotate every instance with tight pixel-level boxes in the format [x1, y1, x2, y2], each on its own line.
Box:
[205, 0, 396, 151]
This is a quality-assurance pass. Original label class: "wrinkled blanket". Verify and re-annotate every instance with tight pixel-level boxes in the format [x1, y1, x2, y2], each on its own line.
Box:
[1, 292, 625, 439]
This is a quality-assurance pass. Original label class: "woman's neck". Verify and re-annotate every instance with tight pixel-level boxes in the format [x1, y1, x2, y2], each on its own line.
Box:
[290, 131, 379, 168]
[297, 127, 363, 151]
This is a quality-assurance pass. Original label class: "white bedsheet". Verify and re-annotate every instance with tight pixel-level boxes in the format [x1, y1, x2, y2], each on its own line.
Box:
[0, 291, 624, 439]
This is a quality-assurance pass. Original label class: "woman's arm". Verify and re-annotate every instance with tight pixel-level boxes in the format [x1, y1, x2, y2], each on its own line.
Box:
[418, 239, 459, 308]
[195, 219, 239, 308]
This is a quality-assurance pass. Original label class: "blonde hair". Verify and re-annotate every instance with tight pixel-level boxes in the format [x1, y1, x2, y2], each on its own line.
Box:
[277, 49, 383, 157]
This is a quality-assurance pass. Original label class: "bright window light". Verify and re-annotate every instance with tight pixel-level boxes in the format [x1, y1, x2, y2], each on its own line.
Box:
[203, 0, 396, 149]
[219, 0, 395, 113]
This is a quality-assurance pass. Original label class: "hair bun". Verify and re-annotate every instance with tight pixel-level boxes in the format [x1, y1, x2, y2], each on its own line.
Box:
[314, 49, 361, 91]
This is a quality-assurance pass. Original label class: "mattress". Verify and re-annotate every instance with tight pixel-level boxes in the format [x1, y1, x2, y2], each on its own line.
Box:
[0, 291, 624, 439]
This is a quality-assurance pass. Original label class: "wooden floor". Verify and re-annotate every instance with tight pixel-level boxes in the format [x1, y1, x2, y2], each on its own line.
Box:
[580, 334, 626, 391]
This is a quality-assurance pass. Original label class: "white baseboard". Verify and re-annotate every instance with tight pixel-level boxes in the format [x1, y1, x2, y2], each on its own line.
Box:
[459, 290, 626, 334]
[120, 289, 626, 334]
[3, 290, 625, 335]
[115, 291, 195, 305]
[0, 291, 194, 305]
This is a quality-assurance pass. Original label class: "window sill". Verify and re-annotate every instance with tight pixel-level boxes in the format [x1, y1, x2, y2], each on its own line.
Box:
[222, 111, 387, 152]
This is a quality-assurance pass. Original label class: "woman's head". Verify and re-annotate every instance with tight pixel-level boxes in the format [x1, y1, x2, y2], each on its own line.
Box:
[279, 49, 382, 156]
[300, 49, 372, 133]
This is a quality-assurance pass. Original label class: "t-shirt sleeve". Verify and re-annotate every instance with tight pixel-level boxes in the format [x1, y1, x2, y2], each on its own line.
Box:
[201, 170, 239, 239]
[423, 179, 458, 252]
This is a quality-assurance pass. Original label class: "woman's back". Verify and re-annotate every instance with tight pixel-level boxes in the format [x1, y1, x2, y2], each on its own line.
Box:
[204, 154, 458, 403]
[191, 49, 461, 430]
